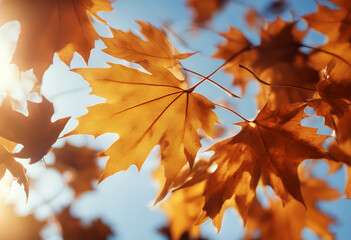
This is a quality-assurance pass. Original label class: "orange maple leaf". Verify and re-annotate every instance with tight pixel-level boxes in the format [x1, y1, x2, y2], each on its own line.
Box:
[154, 159, 214, 240]
[329, 141, 351, 197]
[102, 21, 195, 79]
[71, 62, 219, 202]
[244, 177, 340, 240]
[304, 1, 351, 43]
[0, 0, 114, 80]
[328, 110, 351, 197]
[307, 98, 350, 139]
[306, 46, 351, 139]
[214, 19, 319, 108]
[199, 103, 332, 224]
[50, 143, 101, 197]
[0, 98, 69, 163]
[57, 207, 113, 240]
[244, 8, 265, 30]
[187, 0, 228, 25]
[156, 169, 204, 240]
[0, 144, 28, 198]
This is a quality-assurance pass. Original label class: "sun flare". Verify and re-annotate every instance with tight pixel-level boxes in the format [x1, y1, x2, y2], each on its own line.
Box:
[0, 22, 20, 92]
[0, 22, 35, 99]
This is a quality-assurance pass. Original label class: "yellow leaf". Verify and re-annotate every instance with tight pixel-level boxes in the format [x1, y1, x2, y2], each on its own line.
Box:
[72, 62, 219, 202]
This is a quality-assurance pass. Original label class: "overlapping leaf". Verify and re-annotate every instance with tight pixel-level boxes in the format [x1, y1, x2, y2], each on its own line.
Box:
[0, 0, 114, 79]
[159, 178, 204, 240]
[0, 98, 69, 163]
[199, 103, 332, 224]
[214, 19, 319, 108]
[328, 109, 351, 197]
[154, 159, 213, 240]
[307, 44, 351, 139]
[0, 142, 28, 198]
[244, 177, 340, 240]
[72, 62, 219, 202]
[57, 207, 113, 240]
[304, 0, 351, 43]
[186, 0, 228, 25]
[102, 21, 194, 79]
[50, 143, 100, 197]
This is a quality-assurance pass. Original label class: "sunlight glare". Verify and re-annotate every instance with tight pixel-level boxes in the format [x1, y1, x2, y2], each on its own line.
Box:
[0, 22, 20, 94]
[0, 172, 11, 202]
[0, 21, 35, 100]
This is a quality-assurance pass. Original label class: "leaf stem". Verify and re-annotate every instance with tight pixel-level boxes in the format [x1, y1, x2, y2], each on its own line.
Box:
[183, 68, 240, 98]
[238, 65, 316, 92]
[300, 44, 351, 67]
[214, 103, 249, 122]
[188, 46, 254, 92]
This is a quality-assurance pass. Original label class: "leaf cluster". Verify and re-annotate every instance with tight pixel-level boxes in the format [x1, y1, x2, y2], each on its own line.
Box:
[0, 0, 350, 239]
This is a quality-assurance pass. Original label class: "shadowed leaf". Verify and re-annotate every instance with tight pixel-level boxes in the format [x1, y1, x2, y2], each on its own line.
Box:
[0, 0, 114, 80]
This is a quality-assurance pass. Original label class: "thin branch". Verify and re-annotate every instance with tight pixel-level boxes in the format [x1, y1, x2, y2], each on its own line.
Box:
[239, 65, 316, 92]
[188, 46, 254, 92]
[183, 68, 240, 98]
[214, 103, 249, 122]
[300, 44, 351, 67]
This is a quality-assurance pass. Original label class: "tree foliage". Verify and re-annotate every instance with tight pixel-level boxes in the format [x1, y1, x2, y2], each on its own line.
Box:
[0, 0, 350, 239]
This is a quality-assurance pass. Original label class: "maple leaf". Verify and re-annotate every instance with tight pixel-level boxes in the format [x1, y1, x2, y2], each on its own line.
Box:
[307, 44, 351, 97]
[198, 103, 332, 224]
[214, 19, 319, 108]
[245, 8, 264, 30]
[154, 160, 213, 240]
[160, 181, 205, 240]
[71, 62, 219, 203]
[102, 21, 195, 79]
[0, 144, 29, 198]
[0, 0, 114, 80]
[159, 159, 228, 231]
[50, 143, 101, 197]
[307, 98, 350, 139]
[308, 42, 351, 73]
[304, 1, 351, 43]
[214, 18, 306, 83]
[0, 204, 46, 240]
[212, 26, 253, 92]
[306, 74, 351, 140]
[329, 141, 351, 197]
[0, 97, 69, 163]
[186, 0, 228, 25]
[257, 61, 319, 108]
[327, 109, 351, 197]
[306, 49, 351, 139]
[317, 60, 351, 102]
[57, 207, 113, 240]
[244, 177, 340, 240]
